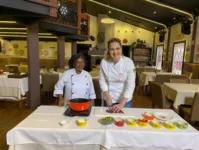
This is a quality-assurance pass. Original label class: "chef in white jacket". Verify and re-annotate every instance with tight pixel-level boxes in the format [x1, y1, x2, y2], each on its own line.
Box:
[53, 53, 96, 106]
[99, 38, 136, 112]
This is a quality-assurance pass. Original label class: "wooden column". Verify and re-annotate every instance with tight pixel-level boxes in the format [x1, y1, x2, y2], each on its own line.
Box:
[190, 19, 198, 63]
[72, 41, 77, 55]
[57, 36, 65, 69]
[152, 32, 156, 60]
[27, 23, 40, 108]
[166, 28, 171, 61]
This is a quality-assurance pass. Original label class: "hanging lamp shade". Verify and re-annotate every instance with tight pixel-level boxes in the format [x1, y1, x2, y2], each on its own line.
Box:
[101, 17, 115, 24]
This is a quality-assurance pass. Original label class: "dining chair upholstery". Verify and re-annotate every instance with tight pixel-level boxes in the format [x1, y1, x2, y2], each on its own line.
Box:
[170, 78, 189, 83]
[145, 68, 155, 72]
[42, 74, 59, 104]
[57, 68, 66, 73]
[170, 75, 188, 79]
[155, 74, 171, 84]
[150, 81, 172, 109]
[92, 77, 101, 106]
[179, 92, 199, 122]
[183, 71, 193, 79]
[189, 79, 199, 84]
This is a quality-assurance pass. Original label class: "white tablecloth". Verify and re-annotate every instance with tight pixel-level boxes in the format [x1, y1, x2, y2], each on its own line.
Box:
[140, 72, 156, 86]
[7, 106, 199, 150]
[0, 77, 28, 99]
[163, 83, 199, 109]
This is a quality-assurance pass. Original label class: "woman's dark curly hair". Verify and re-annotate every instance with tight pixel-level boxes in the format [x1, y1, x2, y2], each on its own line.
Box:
[68, 53, 85, 69]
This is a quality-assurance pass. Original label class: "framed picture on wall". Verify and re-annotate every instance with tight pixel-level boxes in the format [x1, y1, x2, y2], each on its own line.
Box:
[171, 41, 186, 75]
[155, 44, 164, 70]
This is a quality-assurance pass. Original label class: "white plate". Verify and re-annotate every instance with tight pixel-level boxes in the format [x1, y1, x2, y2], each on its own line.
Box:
[154, 112, 173, 121]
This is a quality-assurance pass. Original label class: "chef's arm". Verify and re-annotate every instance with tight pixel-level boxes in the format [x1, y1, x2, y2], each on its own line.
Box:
[99, 63, 112, 105]
[123, 61, 136, 102]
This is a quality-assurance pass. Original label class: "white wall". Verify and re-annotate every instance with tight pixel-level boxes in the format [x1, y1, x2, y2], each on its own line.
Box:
[114, 20, 154, 47]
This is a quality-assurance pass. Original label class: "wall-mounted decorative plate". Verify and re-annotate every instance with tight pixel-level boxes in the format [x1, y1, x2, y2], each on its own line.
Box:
[14, 49, 19, 55]
[40, 50, 43, 56]
[44, 50, 49, 56]
[13, 44, 19, 49]
[19, 49, 24, 56]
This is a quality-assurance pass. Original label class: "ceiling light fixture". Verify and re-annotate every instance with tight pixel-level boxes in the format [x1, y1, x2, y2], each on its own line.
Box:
[145, 0, 193, 20]
[0, 21, 17, 24]
[101, 18, 115, 24]
[88, 0, 167, 29]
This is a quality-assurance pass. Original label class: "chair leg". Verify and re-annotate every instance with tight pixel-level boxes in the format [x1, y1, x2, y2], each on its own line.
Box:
[152, 103, 155, 108]
[18, 101, 23, 109]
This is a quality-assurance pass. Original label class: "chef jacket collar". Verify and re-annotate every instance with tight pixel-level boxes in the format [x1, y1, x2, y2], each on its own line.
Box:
[110, 56, 124, 67]
[71, 68, 84, 75]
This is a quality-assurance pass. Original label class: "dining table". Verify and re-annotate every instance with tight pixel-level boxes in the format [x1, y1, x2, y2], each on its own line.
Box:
[163, 83, 199, 109]
[7, 106, 199, 150]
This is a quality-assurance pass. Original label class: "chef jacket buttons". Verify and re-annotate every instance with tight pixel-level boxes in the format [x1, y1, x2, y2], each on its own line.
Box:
[87, 83, 88, 85]
[85, 75, 87, 77]
[72, 83, 74, 85]
[86, 92, 87, 94]
[72, 93, 74, 94]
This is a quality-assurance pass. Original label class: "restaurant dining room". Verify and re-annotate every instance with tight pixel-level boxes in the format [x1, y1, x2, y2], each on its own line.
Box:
[1, 0, 199, 150]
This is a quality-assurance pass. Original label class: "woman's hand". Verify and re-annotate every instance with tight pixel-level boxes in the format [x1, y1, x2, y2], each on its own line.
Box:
[112, 103, 124, 112]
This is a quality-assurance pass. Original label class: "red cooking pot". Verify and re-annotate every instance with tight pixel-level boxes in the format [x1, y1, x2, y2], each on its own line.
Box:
[69, 98, 91, 111]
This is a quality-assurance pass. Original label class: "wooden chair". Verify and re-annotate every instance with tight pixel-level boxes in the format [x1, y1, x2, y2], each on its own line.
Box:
[170, 75, 188, 79]
[189, 79, 199, 84]
[155, 74, 171, 84]
[150, 81, 173, 109]
[183, 71, 193, 79]
[92, 77, 101, 106]
[179, 92, 199, 123]
[57, 68, 65, 73]
[170, 78, 189, 83]
[42, 74, 59, 104]
[145, 68, 155, 72]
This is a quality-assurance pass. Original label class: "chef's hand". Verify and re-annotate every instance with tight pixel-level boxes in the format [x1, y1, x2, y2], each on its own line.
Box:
[112, 97, 127, 112]
[112, 103, 124, 113]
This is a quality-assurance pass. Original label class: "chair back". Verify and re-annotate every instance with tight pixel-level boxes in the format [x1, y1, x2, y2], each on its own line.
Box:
[57, 68, 65, 73]
[189, 79, 199, 84]
[92, 77, 102, 106]
[170, 75, 187, 79]
[155, 74, 171, 84]
[42, 74, 59, 92]
[150, 81, 166, 108]
[145, 68, 155, 72]
[170, 79, 189, 83]
[183, 71, 193, 79]
[190, 92, 199, 121]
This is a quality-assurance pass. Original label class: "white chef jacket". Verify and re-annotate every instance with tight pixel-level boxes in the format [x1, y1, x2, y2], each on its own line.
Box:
[53, 68, 96, 101]
[99, 56, 136, 103]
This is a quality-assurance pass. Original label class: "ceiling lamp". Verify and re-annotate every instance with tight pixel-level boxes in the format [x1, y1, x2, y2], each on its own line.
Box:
[101, 17, 115, 24]
[58, 3, 68, 16]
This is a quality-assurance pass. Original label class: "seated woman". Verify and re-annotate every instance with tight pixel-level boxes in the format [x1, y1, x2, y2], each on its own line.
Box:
[53, 53, 96, 106]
